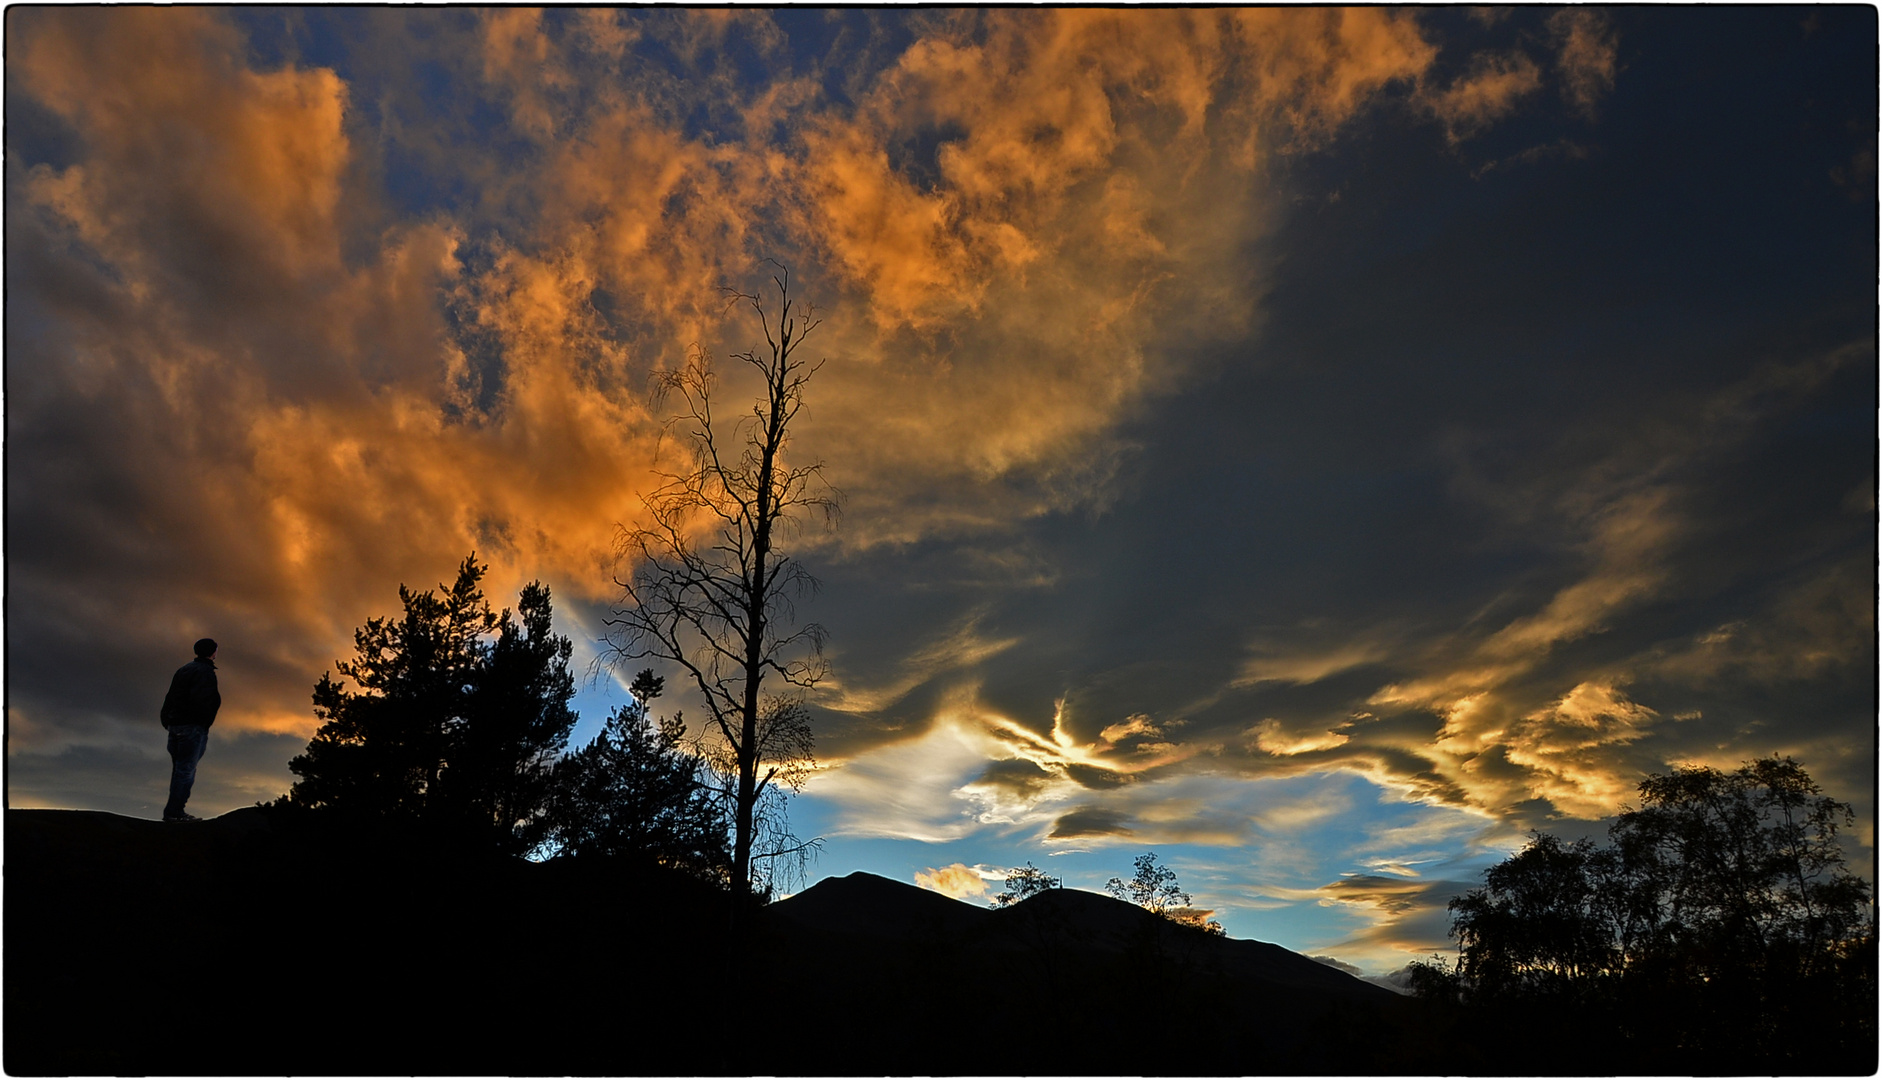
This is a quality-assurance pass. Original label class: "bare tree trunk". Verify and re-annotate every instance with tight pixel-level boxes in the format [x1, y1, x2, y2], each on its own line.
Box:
[605, 263, 832, 912]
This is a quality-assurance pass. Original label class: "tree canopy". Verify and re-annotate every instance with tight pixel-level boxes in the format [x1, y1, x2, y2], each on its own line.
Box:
[530, 669, 729, 879]
[283, 555, 576, 853]
[991, 862, 1059, 908]
[1107, 852, 1225, 934]
[1414, 756, 1874, 1072]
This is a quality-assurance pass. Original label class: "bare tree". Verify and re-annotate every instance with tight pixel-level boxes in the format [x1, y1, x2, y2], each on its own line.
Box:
[605, 264, 835, 903]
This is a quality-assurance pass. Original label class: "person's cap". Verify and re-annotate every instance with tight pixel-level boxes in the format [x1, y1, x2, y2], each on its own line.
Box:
[194, 638, 218, 658]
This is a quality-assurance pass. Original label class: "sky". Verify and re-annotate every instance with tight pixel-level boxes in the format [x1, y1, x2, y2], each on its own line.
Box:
[6, 7, 1875, 977]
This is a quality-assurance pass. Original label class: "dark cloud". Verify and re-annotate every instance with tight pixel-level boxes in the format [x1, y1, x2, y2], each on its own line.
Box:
[1313, 874, 1481, 958]
[1317, 875, 1445, 916]
[974, 758, 1056, 799]
[1050, 807, 1135, 841]
[1063, 764, 1135, 791]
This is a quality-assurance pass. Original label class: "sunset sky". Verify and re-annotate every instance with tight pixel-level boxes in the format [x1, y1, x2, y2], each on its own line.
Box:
[8, 7, 1875, 977]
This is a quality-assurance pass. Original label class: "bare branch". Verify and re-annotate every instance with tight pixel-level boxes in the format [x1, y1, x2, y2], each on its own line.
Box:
[602, 265, 836, 901]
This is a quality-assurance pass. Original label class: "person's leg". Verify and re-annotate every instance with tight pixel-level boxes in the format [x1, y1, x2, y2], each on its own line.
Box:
[162, 725, 208, 820]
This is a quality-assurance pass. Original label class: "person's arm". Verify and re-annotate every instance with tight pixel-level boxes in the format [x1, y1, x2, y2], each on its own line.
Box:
[191, 666, 221, 726]
[160, 671, 187, 726]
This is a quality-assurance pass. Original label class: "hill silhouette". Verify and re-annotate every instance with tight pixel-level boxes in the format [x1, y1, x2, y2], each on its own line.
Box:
[773, 871, 1386, 996]
[7, 808, 1445, 1074]
[760, 871, 1419, 1074]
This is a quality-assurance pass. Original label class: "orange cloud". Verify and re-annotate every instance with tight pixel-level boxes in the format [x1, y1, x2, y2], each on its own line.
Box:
[17, 7, 349, 288]
[1503, 681, 1661, 817]
[914, 863, 991, 900]
[8, 9, 685, 749]
[1423, 50, 1544, 143]
[1249, 719, 1352, 757]
[480, 8, 566, 139]
[1550, 9, 1619, 117]
[1306, 872, 1466, 970]
[13, 7, 1648, 831]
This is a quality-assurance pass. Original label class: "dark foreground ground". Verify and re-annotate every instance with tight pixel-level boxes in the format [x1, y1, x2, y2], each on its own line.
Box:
[15, 806, 1875, 1074]
[6, 806, 1466, 1075]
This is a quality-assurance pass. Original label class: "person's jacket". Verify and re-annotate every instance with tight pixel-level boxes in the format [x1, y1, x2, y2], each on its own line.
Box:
[161, 657, 220, 729]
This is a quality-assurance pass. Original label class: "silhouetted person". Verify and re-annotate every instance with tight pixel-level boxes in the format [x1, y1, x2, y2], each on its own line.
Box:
[160, 638, 220, 822]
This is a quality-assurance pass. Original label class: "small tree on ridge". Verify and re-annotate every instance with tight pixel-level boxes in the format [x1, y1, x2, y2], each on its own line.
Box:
[992, 862, 1060, 908]
[1109, 851, 1226, 934]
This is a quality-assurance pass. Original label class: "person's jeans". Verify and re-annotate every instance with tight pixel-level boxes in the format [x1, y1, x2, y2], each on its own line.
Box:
[163, 725, 209, 819]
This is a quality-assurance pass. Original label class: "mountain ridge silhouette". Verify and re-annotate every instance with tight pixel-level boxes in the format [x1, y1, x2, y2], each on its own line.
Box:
[772, 870, 1392, 997]
[7, 807, 1443, 1074]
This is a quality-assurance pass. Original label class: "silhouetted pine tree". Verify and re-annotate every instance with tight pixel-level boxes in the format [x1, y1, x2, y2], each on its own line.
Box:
[283, 556, 577, 852]
[434, 581, 577, 852]
[530, 670, 729, 880]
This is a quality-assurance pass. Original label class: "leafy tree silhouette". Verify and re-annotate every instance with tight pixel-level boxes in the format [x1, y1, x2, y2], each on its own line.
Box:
[1413, 756, 1875, 1072]
[1610, 756, 1872, 965]
[991, 862, 1059, 907]
[283, 555, 576, 852]
[1108, 852, 1226, 934]
[1108, 852, 1189, 913]
[603, 264, 834, 903]
[1445, 832, 1620, 997]
[530, 669, 729, 879]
